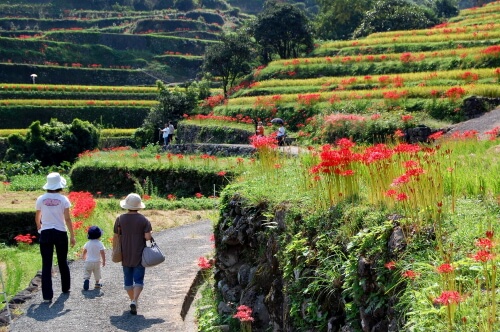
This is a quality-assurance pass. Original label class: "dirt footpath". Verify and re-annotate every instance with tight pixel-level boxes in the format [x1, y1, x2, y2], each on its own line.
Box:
[8, 220, 213, 332]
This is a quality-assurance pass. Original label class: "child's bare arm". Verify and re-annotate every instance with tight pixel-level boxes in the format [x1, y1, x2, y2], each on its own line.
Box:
[100, 249, 106, 267]
[82, 248, 87, 260]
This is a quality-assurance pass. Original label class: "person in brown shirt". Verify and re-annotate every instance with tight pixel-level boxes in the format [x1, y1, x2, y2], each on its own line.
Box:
[113, 193, 152, 315]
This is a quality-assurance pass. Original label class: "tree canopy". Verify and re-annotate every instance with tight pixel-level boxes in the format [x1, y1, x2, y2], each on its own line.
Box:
[203, 33, 256, 96]
[353, 0, 440, 38]
[252, 1, 314, 63]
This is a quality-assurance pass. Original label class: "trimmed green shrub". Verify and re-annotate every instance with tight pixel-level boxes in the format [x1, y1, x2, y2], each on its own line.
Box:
[176, 122, 254, 144]
[0, 105, 150, 129]
[5, 118, 99, 166]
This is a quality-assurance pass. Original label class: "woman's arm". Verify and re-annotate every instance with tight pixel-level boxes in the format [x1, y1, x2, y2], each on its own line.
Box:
[64, 207, 76, 247]
[144, 232, 152, 241]
[35, 210, 42, 232]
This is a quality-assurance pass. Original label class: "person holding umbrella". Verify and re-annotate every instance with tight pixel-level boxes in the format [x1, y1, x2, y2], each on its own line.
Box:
[271, 118, 286, 146]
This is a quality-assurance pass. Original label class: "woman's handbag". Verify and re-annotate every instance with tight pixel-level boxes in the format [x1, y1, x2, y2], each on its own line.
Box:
[142, 237, 165, 267]
[111, 223, 122, 263]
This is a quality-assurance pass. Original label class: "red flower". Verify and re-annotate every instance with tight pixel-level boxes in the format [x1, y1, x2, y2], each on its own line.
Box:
[14, 234, 36, 244]
[167, 194, 176, 201]
[143, 195, 151, 200]
[233, 305, 254, 322]
[394, 129, 405, 138]
[472, 250, 495, 262]
[195, 193, 204, 198]
[198, 257, 213, 269]
[434, 291, 462, 305]
[402, 270, 419, 279]
[436, 263, 454, 274]
[217, 171, 227, 176]
[428, 131, 444, 141]
[401, 115, 413, 122]
[385, 261, 396, 270]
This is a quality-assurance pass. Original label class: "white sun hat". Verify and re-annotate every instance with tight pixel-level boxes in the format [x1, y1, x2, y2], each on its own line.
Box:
[120, 193, 146, 210]
[42, 172, 67, 190]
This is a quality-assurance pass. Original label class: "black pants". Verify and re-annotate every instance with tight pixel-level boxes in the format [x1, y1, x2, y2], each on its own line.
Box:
[39, 229, 71, 300]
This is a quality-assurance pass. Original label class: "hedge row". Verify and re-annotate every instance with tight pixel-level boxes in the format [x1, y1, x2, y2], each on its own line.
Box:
[0, 63, 157, 86]
[0, 105, 149, 129]
[131, 18, 223, 33]
[257, 56, 500, 81]
[0, 17, 142, 31]
[311, 39, 500, 57]
[70, 164, 233, 197]
[0, 90, 157, 100]
[0, 211, 36, 244]
[44, 31, 218, 55]
[177, 123, 254, 144]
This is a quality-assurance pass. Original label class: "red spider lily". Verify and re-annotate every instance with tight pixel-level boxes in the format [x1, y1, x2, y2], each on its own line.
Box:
[297, 93, 321, 105]
[402, 270, 419, 279]
[396, 193, 409, 201]
[155, 154, 161, 161]
[68, 191, 96, 219]
[460, 71, 479, 81]
[195, 193, 204, 198]
[394, 129, 405, 137]
[385, 189, 397, 197]
[486, 230, 494, 239]
[434, 291, 463, 306]
[403, 160, 419, 169]
[475, 238, 495, 249]
[401, 115, 413, 122]
[385, 261, 396, 270]
[472, 250, 495, 262]
[167, 194, 176, 201]
[233, 305, 254, 322]
[143, 195, 151, 200]
[217, 171, 227, 176]
[445, 87, 466, 99]
[428, 131, 444, 141]
[370, 114, 381, 120]
[73, 221, 84, 230]
[198, 257, 213, 269]
[14, 234, 36, 244]
[392, 174, 411, 186]
[484, 126, 500, 140]
[361, 144, 394, 164]
[249, 134, 278, 149]
[393, 143, 421, 154]
[274, 164, 282, 169]
[436, 263, 454, 274]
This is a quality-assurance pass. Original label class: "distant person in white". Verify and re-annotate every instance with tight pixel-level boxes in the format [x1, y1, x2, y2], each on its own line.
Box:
[159, 123, 169, 146]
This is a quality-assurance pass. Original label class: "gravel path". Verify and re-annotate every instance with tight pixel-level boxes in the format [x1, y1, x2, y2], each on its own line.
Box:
[447, 107, 500, 139]
[8, 220, 213, 332]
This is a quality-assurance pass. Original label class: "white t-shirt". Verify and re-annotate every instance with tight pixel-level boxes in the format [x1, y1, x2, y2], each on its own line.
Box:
[35, 193, 71, 232]
[168, 124, 174, 134]
[277, 126, 286, 137]
[161, 127, 169, 138]
[83, 240, 105, 262]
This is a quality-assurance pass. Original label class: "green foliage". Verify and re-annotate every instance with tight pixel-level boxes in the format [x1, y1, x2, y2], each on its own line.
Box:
[203, 33, 257, 96]
[353, 0, 440, 39]
[314, 0, 373, 40]
[252, 1, 314, 63]
[135, 80, 208, 146]
[433, 0, 459, 18]
[5, 119, 99, 166]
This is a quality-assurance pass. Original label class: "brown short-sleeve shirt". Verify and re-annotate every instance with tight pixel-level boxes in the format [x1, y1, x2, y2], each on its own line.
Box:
[114, 213, 152, 267]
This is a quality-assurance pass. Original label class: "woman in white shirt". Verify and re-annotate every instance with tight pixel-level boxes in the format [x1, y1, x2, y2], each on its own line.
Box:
[35, 172, 75, 302]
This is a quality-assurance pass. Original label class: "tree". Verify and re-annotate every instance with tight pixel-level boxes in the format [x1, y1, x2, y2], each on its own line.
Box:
[5, 119, 99, 166]
[353, 0, 439, 38]
[314, 0, 373, 40]
[433, 0, 459, 18]
[252, 1, 314, 63]
[134, 80, 209, 146]
[203, 33, 256, 96]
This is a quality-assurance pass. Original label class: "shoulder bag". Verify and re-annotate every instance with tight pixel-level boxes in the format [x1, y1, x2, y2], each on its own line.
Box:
[111, 218, 122, 263]
[142, 237, 165, 267]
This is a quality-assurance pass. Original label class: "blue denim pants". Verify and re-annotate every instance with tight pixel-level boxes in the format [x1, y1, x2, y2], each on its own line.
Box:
[39, 229, 71, 300]
[122, 265, 145, 290]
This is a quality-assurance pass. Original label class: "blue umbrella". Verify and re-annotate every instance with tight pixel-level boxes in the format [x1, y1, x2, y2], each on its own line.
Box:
[271, 118, 284, 125]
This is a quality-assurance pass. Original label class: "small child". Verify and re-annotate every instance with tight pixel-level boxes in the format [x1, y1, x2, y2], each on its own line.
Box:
[82, 226, 106, 290]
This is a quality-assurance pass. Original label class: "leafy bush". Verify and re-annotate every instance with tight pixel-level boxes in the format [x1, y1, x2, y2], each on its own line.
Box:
[5, 118, 99, 166]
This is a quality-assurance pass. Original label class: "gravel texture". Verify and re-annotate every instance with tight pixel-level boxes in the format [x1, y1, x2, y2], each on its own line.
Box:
[447, 107, 500, 139]
[8, 220, 213, 332]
